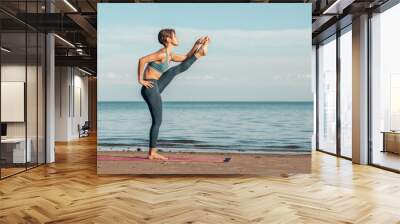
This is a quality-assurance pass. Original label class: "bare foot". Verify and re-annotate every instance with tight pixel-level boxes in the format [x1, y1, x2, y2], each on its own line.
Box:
[195, 37, 210, 57]
[148, 151, 168, 160]
[193, 37, 206, 54]
[196, 36, 207, 46]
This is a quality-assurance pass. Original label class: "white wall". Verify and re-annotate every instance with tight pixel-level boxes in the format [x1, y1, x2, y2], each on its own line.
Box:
[71, 72, 89, 138]
[55, 67, 89, 141]
[55, 66, 70, 141]
[1, 66, 35, 134]
[1, 65, 26, 135]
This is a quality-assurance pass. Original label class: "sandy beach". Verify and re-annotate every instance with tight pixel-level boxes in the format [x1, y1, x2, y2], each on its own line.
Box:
[97, 151, 311, 176]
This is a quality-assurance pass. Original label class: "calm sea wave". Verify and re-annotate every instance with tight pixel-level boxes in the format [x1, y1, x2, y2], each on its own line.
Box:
[97, 101, 313, 153]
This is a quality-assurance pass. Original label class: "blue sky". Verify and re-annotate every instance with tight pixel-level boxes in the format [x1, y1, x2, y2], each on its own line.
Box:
[98, 3, 312, 101]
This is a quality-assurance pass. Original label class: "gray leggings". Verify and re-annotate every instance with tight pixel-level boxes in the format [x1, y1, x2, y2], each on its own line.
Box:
[141, 54, 198, 148]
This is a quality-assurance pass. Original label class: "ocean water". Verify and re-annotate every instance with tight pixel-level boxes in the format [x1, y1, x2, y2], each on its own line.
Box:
[97, 101, 313, 153]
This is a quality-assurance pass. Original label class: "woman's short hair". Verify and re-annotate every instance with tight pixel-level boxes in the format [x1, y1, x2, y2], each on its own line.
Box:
[158, 28, 175, 46]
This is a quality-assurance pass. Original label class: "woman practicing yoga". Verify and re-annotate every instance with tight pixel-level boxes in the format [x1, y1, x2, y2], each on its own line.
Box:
[137, 28, 210, 160]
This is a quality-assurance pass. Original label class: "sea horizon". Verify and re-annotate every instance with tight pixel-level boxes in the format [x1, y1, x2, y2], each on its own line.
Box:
[98, 101, 313, 153]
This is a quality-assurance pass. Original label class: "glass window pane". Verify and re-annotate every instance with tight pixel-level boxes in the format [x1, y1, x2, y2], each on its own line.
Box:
[371, 4, 400, 171]
[318, 36, 337, 154]
[27, 0, 39, 169]
[1, 30, 27, 177]
[1, 0, 46, 179]
[27, 30, 38, 169]
[340, 29, 352, 158]
[38, 32, 45, 165]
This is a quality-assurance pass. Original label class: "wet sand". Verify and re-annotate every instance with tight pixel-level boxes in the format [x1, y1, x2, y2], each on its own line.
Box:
[97, 151, 311, 176]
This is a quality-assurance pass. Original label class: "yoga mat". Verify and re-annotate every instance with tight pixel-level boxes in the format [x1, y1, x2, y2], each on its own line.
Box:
[97, 155, 231, 163]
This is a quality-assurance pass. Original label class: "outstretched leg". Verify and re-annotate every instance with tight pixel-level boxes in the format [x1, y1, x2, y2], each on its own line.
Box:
[158, 36, 210, 93]
[158, 54, 198, 93]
